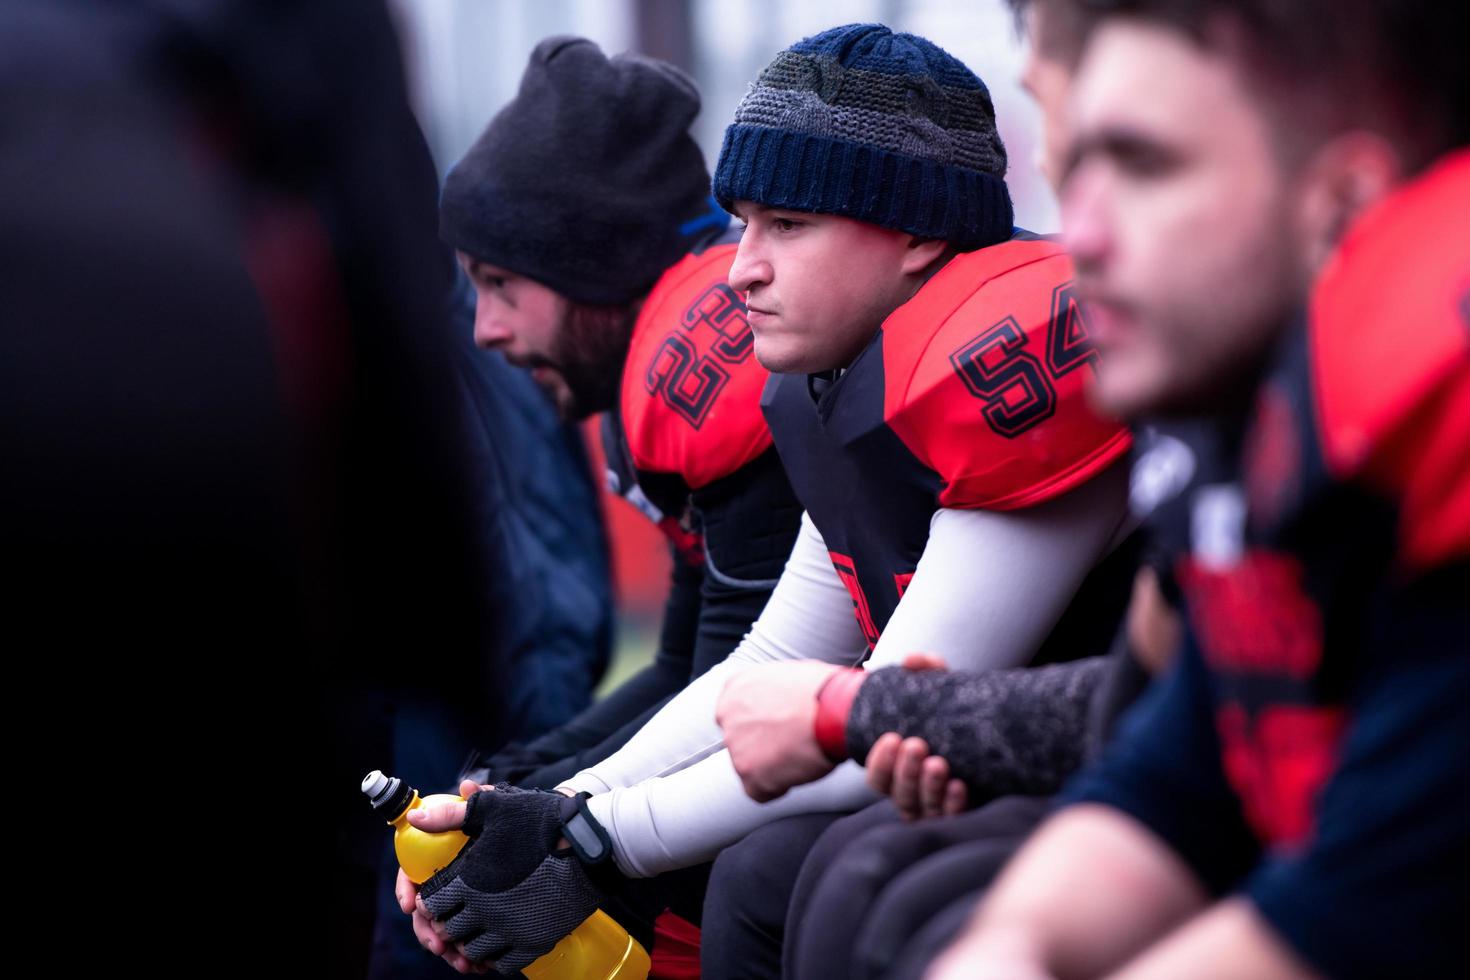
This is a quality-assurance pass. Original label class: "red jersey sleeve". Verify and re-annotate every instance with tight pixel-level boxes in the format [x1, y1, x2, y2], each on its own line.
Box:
[1309, 149, 1470, 574]
[620, 243, 773, 489]
[882, 240, 1131, 510]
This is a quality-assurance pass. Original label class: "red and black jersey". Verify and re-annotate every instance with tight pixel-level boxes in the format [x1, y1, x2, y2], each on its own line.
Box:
[1067, 150, 1470, 979]
[762, 236, 1132, 648]
[603, 242, 778, 566]
[1180, 149, 1470, 849]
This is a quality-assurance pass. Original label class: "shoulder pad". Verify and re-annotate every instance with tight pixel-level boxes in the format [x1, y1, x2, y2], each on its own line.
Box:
[881, 241, 1131, 509]
[1309, 150, 1470, 571]
[620, 243, 773, 489]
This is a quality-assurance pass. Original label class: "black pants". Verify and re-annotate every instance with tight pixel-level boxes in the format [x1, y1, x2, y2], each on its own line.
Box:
[701, 796, 1050, 980]
[701, 810, 859, 979]
[786, 796, 1051, 980]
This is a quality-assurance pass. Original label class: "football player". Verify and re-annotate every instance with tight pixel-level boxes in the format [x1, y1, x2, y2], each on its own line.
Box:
[930, 2, 1470, 978]
[439, 36, 804, 801]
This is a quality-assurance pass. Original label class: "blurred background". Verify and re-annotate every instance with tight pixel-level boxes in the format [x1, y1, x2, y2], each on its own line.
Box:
[393, 0, 1055, 225]
[385, 0, 1054, 689]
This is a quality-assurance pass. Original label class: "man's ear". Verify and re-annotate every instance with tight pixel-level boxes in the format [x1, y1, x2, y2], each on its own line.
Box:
[900, 235, 950, 276]
[1295, 130, 1403, 275]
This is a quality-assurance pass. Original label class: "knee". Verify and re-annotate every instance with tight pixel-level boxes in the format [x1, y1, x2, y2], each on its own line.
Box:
[822, 820, 941, 896]
[708, 830, 781, 913]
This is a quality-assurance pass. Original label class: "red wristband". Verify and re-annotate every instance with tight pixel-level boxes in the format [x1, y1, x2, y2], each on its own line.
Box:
[813, 668, 867, 762]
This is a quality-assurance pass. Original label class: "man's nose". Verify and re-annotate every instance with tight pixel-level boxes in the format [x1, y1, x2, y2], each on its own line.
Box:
[728, 233, 772, 295]
[472, 308, 513, 350]
[1060, 169, 1112, 277]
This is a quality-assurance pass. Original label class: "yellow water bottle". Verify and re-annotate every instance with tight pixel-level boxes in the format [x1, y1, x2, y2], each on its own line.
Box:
[362, 770, 650, 980]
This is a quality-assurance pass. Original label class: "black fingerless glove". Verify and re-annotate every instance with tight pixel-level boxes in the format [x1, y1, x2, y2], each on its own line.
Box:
[419, 785, 617, 974]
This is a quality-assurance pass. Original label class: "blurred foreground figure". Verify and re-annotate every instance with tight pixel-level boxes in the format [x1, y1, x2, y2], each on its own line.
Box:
[0, 2, 511, 973]
[930, 2, 1470, 978]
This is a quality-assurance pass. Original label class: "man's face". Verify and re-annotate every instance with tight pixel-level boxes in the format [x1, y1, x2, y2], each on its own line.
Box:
[1060, 20, 1309, 419]
[727, 204, 923, 374]
[459, 252, 629, 419]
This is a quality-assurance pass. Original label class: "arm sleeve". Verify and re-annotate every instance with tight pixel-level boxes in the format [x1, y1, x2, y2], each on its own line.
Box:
[843, 656, 1111, 799]
[501, 452, 802, 787]
[557, 510, 870, 798]
[1243, 566, 1470, 980]
[573, 463, 1132, 876]
[502, 690, 679, 787]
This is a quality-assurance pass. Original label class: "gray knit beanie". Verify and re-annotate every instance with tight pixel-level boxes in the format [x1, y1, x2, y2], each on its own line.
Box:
[713, 24, 1013, 251]
[439, 36, 727, 305]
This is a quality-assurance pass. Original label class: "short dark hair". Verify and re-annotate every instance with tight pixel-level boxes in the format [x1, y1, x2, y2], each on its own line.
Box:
[1003, 0, 1099, 67]
[1078, 0, 1470, 168]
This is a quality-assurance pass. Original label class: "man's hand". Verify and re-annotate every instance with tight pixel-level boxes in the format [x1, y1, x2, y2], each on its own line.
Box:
[1127, 566, 1182, 676]
[924, 927, 1057, 980]
[860, 652, 966, 820]
[400, 783, 611, 975]
[394, 780, 588, 975]
[866, 732, 969, 820]
[716, 660, 842, 802]
[395, 779, 492, 974]
[927, 806, 1210, 980]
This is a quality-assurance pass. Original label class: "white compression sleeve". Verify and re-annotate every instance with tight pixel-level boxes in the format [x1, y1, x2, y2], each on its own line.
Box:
[557, 511, 870, 797]
[583, 460, 1132, 877]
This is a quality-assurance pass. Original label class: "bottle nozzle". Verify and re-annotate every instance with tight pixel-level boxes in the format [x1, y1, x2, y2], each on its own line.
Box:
[361, 769, 414, 820]
[362, 770, 390, 797]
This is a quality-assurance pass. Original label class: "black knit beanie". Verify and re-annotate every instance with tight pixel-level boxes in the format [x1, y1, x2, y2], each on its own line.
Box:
[440, 36, 726, 305]
[713, 24, 1013, 252]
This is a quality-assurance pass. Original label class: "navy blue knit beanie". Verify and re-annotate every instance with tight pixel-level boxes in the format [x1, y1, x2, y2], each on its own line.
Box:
[713, 24, 1013, 252]
[440, 37, 727, 305]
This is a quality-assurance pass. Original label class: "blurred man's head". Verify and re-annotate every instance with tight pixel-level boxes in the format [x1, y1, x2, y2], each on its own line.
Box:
[1007, 0, 1100, 189]
[713, 24, 1014, 374]
[439, 36, 722, 418]
[1059, 0, 1470, 419]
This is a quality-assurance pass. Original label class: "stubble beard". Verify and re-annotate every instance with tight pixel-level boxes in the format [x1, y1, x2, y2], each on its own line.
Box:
[549, 300, 638, 420]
